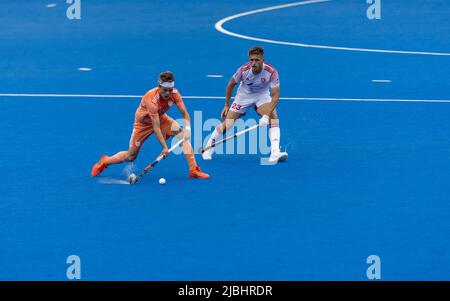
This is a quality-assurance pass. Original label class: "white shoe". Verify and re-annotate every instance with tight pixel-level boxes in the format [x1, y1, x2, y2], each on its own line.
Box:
[269, 151, 288, 163]
[202, 149, 213, 160]
[202, 138, 216, 160]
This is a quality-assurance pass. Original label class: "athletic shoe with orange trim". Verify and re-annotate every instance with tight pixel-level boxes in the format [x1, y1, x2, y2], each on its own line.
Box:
[189, 166, 210, 179]
[91, 155, 109, 177]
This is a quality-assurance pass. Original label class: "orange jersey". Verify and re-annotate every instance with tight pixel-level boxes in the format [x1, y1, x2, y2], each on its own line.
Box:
[134, 87, 184, 124]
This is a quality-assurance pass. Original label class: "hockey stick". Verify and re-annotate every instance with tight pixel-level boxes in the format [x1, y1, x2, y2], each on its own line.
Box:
[198, 124, 260, 154]
[129, 139, 184, 184]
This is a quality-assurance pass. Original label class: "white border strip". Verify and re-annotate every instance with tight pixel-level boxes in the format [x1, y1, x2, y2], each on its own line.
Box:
[0, 93, 449, 103]
[215, 0, 450, 56]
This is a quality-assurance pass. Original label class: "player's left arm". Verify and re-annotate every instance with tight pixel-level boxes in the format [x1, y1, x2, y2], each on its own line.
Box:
[268, 86, 280, 114]
[175, 99, 191, 140]
[262, 69, 280, 116]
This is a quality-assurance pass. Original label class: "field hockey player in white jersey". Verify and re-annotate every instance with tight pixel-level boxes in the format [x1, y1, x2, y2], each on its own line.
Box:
[202, 46, 288, 163]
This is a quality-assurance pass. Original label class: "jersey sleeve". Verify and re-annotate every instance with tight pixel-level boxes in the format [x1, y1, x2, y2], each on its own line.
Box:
[270, 69, 280, 88]
[232, 66, 243, 83]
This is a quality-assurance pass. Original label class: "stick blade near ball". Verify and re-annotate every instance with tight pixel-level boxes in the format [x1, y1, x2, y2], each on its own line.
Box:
[128, 173, 138, 185]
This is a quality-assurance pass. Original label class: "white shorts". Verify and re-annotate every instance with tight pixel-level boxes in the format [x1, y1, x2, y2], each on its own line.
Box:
[229, 93, 272, 114]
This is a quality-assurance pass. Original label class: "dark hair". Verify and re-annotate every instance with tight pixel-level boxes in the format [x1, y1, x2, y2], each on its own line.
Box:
[159, 71, 175, 82]
[248, 46, 264, 56]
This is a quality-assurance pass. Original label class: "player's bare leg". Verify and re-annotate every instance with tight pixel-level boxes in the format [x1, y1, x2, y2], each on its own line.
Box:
[91, 148, 140, 177]
[256, 104, 288, 163]
[202, 110, 242, 160]
[91, 126, 151, 177]
[169, 125, 210, 179]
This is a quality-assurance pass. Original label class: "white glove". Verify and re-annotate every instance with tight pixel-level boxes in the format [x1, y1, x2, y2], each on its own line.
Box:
[259, 115, 270, 127]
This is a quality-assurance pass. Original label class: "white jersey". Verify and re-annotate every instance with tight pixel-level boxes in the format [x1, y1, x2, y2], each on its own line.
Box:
[233, 62, 280, 96]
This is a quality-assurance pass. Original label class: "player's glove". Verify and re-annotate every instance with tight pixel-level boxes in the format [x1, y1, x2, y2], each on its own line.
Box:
[259, 115, 270, 127]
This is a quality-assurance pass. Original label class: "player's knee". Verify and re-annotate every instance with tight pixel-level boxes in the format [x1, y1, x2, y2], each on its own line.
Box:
[220, 123, 230, 135]
[270, 110, 278, 120]
[223, 119, 234, 131]
[215, 123, 223, 134]
[173, 128, 183, 137]
[126, 151, 138, 162]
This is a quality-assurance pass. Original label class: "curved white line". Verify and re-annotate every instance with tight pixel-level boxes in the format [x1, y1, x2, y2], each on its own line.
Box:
[215, 0, 450, 56]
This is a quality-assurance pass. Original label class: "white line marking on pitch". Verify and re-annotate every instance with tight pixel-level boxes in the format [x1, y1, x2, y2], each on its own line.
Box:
[1, 93, 450, 103]
[78, 67, 92, 71]
[46, 3, 57, 8]
[372, 80, 392, 83]
[215, 0, 450, 56]
[207, 75, 224, 78]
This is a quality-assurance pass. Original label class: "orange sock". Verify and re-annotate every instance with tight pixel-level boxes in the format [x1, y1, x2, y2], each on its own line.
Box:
[105, 151, 128, 165]
[182, 141, 197, 171]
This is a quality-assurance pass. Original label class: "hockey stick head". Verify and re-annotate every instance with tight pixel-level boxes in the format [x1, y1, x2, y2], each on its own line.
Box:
[128, 173, 138, 185]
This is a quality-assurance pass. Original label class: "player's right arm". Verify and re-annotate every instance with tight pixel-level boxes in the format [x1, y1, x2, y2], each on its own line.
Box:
[150, 114, 170, 158]
[222, 77, 237, 120]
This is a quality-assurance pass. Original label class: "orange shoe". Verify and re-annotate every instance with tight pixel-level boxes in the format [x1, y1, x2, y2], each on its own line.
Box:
[91, 155, 109, 177]
[189, 166, 210, 179]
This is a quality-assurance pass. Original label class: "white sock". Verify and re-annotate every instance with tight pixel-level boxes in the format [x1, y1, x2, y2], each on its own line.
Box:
[207, 126, 222, 147]
[269, 127, 280, 153]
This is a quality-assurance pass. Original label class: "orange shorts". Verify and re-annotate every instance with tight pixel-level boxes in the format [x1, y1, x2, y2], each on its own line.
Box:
[129, 114, 180, 152]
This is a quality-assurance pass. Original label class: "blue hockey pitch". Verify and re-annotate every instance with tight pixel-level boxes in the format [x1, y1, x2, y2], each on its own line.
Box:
[0, 0, 449, 280]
